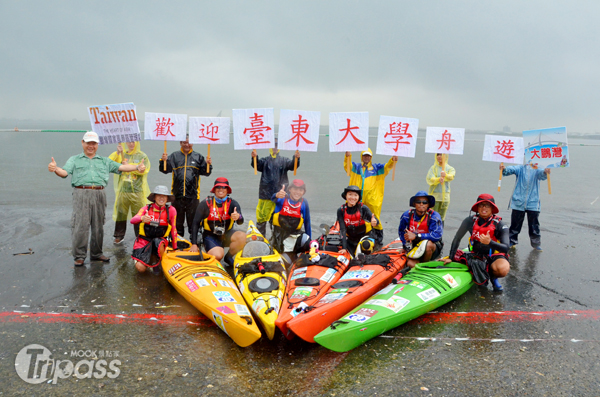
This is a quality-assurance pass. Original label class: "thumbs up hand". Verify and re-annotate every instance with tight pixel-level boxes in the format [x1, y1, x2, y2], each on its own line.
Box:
[48, 157, 57, 173]
[137, 158, 146, 173]
[370, 214, 378, 227]
[480, 231, 492, 245]
[231, 206, 240, 221]
[276, 184, 286, 199]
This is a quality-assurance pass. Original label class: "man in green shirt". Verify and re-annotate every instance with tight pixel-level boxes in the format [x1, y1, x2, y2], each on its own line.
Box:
[48, 131, 146, 266]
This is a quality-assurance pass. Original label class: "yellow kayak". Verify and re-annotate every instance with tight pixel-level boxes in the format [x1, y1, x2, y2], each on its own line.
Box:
[233, 221, 287, 340]
[161, 249, 262, 347]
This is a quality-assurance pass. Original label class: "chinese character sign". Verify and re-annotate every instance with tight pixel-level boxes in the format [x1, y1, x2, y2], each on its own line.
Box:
[523, 127, 569, 168]
[188, 117, 230, 145]
[232, 108, 275, 150]
[329, 112, 369, 152]
[144, 113, 188, 141]
[87, 102, 141, 145]
[424, 127, 465, 155]
[376, 116, 419, 157]
[482, 135, 524, 164]
[277, 110, 320, 152]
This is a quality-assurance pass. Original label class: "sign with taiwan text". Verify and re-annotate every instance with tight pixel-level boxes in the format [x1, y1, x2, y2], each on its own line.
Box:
[523, 127, 569, 168]
[278, 109, 320, 152]
[482, 135, 524, 164]
[87, 102, 141, 145]
[144, 112, 188, 141]
[329, 112, 369, 152]
[424, 127, 465, 155]
[188, 117, 230, 145]
[233, 108, 275, 150]
[376, 116, 419, 157]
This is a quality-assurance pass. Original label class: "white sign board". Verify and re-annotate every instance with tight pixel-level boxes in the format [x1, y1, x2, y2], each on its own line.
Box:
[233, 108, 275, 150]
[482, 135, 524, 164]
[376, 116, 419, 157]
[87, 102, 141, 145]
[188, 117, 230, 145]
[424, 127, 465, 155]
[144, 113, 188, 141]
[329, 112, 369, 152]
[278, 109, 320, 152]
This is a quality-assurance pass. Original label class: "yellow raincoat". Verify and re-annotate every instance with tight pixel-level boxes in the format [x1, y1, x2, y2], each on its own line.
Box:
[343, 149, 395, 231]
[108, 142, 151, 222]
[426, 153, 455, 221]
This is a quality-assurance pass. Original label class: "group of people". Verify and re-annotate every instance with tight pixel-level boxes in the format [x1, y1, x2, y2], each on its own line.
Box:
[49, 132, 551, 291]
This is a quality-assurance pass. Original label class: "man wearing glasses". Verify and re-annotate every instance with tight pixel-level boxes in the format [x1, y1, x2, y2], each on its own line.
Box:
[397, 191, 444, 268]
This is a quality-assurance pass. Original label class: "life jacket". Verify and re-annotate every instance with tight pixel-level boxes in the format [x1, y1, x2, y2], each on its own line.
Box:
[139, 204, 172, 238]
[202, 197, 234, 233]
[408, 209, 433, 234]
[469, 214, 501, 256]
[273, 196, 304, 231]
[341, 203, 371, 241]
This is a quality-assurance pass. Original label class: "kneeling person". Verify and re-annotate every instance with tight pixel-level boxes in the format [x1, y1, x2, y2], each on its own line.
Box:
[271, 179, 311, 256]
[130, 186, 178, 273]
[398, 191, 444, 268]
[337, 185, 379, 256]
[443, 194, 510, 291]
[189, 177, 245, 266]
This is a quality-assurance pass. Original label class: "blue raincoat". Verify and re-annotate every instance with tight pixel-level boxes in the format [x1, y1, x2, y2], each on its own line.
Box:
[502, 164, 548, 211]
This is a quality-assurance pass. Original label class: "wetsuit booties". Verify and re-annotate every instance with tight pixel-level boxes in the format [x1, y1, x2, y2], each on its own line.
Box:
[490, 278, 503, 291]
[224, 252, 235, 267]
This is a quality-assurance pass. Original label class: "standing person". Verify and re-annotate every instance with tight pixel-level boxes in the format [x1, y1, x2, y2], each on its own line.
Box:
[189, 178, 246, 266]
[344, 148, 397, 246]
[48, 131, 146, 266]
[159, 137, 212, 238]
[270, 179, 311, 255]
[426, 153, 455, 223]
[251, 138, 300, 236]
[337, 186, 379, 256]
[109, 141, 151, 244]
[130, 186, 178, 273]
[443, 194, 510, 291]
[500, 161, 550, 251]
[398, 191, 444, 268]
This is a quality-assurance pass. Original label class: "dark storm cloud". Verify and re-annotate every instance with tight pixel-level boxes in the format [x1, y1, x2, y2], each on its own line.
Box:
[1, 1, 599, 133]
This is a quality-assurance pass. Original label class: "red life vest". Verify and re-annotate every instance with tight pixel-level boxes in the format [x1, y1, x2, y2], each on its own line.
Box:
[139, 203, 172, 238]
[341, 203, 371, 240]
[469, 214, 501, 251]
[203, 197, 233, 232]
[408, 209, 432, 234]
[273, 196, 304, 231]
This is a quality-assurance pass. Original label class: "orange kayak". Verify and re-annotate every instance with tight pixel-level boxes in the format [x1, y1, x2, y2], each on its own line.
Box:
[275, 250, 351, 339]
[286, 242, 407, 343]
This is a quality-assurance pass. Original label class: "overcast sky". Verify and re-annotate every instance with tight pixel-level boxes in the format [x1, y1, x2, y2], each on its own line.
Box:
[1, 1, 598, 133]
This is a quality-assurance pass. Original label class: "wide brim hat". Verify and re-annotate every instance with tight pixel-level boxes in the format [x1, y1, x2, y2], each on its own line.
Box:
[471, 193, 499, 214]
[342, 185, 362, 201]
[409, 190, 435, 207]
[211, 177, 232, 194]
[148, 185, 175, 203]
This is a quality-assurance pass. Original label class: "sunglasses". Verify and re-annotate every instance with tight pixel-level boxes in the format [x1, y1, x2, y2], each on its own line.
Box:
[414, 200, 429, 205]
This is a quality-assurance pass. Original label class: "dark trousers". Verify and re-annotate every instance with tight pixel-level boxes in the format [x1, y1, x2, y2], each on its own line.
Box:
[114, 221, 140, 239]
[172, 197, 199, 238]
[509, 209, 541, 247]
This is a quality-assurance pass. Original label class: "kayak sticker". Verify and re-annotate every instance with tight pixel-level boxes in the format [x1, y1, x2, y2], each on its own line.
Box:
[397, 279, 412, 284]
[409, 281, 424, 289]
[291, 268, 308, 281]
[346, 308, 378, 323]
[320, 268, 337, 283]
[375, 284, 396, 296]
[210, 279, 218, 288]
[234, 304, 251, 317]
[290, 287, 313, 300]
[337, 255, 349, 266]
[212, 312, 229, 336]
[216, 306, 235, 315]
[319, 292, 347, 304]
[213, 291, 235, 303]
[443, 274, 459, 288]
[228, 280, 238, 290]
[218, 279, 230, 288]
[252, 299, 266, 314]
[340, 270, 374, 281]
[192, 272, 208, 279]
[185, 280, 199, 293]
[238, 282, 246, 294]
[195, 278, 210, 288]
[207, 272, 223, 279]
[269, 297, 280, 314]
[417, 288, 441, 302]
[290, 302, 308, 318]
[168, 263, 182, 275]
[368, 295, 410, 312]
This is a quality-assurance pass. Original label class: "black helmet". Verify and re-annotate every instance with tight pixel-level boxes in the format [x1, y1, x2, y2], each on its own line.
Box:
[342, 185, 362, 201]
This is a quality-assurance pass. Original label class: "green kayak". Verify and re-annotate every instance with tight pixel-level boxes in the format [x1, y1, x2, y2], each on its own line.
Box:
[314, 261, 473, 352]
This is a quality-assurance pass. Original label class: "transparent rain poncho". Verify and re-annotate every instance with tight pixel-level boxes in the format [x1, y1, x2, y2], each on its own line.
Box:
[108, 142, 151, 222]
[426, 153, 455, 204]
